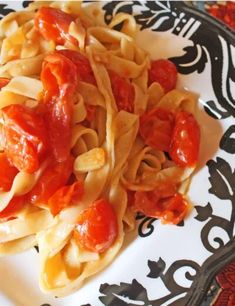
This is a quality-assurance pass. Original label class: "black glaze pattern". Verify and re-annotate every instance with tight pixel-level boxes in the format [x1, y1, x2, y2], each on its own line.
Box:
[99, 259, 200, 305]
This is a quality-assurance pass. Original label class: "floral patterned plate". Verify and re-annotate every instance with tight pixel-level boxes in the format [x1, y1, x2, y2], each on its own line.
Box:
[0, 1, 234, 306]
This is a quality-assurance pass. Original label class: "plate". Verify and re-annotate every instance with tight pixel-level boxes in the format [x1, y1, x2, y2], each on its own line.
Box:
[0, 1, 234, 306]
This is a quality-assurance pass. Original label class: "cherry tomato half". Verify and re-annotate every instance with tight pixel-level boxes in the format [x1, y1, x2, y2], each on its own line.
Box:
[35, 7, 77, 45]
[140, 107, 175, 152]
[134, 184, 188, 225]
[48, 181, 84, 216]
[160, 193, 189, 224]
[1, 104, 48, 173]
[169, 111, 200, 167]
[41, 52, 78, 162]
[58, 50, 96, 85]
[0, 78, 10, 89]
[28, 155, 74, 205]
[148, 59, 177, 93]
[0, 196, 25, 221]
[127, 190, 135, 207]
[134, 182, 177, 214]
[0, 153, 18, 191]
[41, 52, 78, 98]
[74, 199, 118, 253]
[108, 70, 135, 113]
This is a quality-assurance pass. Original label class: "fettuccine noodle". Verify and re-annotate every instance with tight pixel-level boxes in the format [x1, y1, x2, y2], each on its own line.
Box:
[0, 1, 200, 296]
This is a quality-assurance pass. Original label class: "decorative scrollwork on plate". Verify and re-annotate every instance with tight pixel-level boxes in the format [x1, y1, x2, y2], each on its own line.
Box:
[0, 4, 15, 18]
[194, 157, 235, 253]
[220, 125, 235, 154]
[136, 213, 184, 238]
[136, 213, 157, 238]
[99, 257, 200, 305]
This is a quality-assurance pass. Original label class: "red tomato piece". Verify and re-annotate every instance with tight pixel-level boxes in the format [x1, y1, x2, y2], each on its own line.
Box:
[134, 182, 177, 215]
[28, 155, 74, 205]
[148, 59, 177, 93]
[127, 190, 135, 207]
[48, 181, 84, 216]
[159, 193, 189, 224]
[41, 52, 78, 98]
[140, 107, 175, 151]
[0, 196, 25, 221]
[134, 185, 188, 225]
[41, 53, 78, 162]
[0, 153, 18, 191]
[1, 104, 48, 173]
[0, 78, 10, 89]
[34, 7, 77, 45]
[108, 70, 135, 113]
[58, 50, 96, 85]
[169, 111, 200, 167]
[74, 199, 118, 253]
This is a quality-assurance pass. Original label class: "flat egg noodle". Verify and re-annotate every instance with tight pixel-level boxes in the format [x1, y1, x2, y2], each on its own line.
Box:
[0, 1, 198, 295]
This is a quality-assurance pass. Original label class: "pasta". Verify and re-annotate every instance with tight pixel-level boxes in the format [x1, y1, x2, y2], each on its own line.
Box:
[0, 1, 201, 297]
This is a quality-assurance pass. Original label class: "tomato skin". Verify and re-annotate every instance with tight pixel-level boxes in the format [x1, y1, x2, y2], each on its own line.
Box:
[34, 7, 76, 45]
[0, 78, 10, 89]
[48, 181, 84, 216]
[74, 199, 118, 253]
[28, 155, 74, 205]
[134, 182, 177, 215]
[134, 184, 188, 225]
[0, 196, 25, 221]
[0, 153, 18, 191]
[41, 53, 78, 162]
[58, 50, 96, 85]
[108, 70, 135, 113]
[148, 59, 177, 93]
[41, 52, 78, 98]
[1, 104, 48, 173]
[127, 190, 135, 206]
[140, 107, 175, 152]
[160, 193, 189, 224]
[169, 111, 200, 167]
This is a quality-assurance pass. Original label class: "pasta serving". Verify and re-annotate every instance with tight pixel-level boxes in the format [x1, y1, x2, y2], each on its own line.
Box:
[0, 1, 200, 297]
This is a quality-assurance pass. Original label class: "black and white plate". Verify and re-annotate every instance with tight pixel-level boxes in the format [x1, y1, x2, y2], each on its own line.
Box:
[0, 1, 234, 306]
